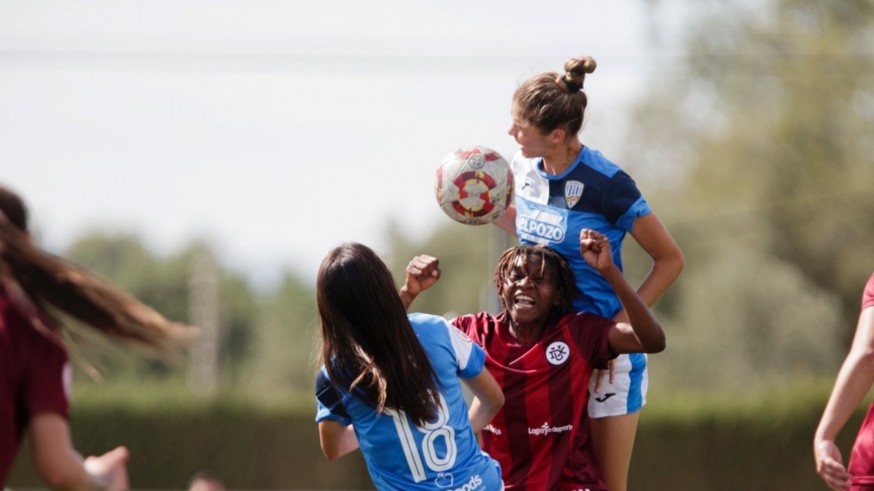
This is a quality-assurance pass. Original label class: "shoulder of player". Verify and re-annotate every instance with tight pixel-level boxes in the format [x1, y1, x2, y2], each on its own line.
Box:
[408, 312, 488, 345]
[407, 312, 447, 327]
[561, 311, 614, 331]
[443, 311, 503, 345]
[579, 146, 624, 174]
[444, 310, 499, 326]
[0, 289, 67, 356]
[547, 313, 613, 357]
[0, 287, 27, 326]
[408, 312, 454, 340]
[575, 147, 638, 187]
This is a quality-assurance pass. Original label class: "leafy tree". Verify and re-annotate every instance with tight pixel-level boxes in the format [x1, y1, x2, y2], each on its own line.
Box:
[385, 218, 516, 317]
[618, 0, 874, 388]
[246, 272, 319, 394]
[214, 268, 260, 384]
[636, 0, 874, 315]
[62, 231, 258, 388]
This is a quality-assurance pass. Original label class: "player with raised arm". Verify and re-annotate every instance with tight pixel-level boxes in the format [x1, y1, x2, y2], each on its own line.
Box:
[491, 55, 684, 491]
[401, 229, 665, 490]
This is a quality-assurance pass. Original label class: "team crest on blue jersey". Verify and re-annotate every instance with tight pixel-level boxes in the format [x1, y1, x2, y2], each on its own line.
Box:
[564, 181, 584, 209]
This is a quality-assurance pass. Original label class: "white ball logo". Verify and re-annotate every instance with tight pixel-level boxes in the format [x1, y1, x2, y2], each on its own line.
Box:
[546, 341, 570, 366]
[468, 154, 486, 169]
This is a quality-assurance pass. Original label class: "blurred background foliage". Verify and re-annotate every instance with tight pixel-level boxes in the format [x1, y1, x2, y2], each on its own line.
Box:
[58, 0, 874, 400]
[9, 0, 874, 488]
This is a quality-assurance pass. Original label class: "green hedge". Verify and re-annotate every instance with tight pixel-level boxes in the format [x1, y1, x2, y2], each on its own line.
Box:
[630, 382, 863, 490]
[6, 382, 866, 490]
[7, 386, 371, 490]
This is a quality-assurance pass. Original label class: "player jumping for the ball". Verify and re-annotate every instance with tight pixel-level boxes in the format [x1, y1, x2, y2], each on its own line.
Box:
[492, 55, 685, 491]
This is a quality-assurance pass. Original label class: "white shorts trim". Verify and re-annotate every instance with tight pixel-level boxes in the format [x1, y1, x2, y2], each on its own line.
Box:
[588, 352, 648, 418]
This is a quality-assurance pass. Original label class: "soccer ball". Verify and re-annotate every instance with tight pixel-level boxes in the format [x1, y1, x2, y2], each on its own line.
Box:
[434, 145, 514, 225]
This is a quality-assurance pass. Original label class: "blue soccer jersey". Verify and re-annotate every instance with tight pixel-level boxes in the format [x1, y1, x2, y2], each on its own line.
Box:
[512, 146, 651, 318]
[315, 313, 503, 491]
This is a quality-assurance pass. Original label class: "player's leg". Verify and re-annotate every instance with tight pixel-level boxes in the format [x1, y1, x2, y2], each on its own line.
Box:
[588, 353, 647, 491]
[590, 411, 639, 491]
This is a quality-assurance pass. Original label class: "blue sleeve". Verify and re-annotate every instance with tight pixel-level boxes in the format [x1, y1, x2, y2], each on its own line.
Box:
[603, 171, 651, 231]
[459, 342, 486, 379]
[445, 323, 485, 379]
[409, 312, 486, 380]
[315, 368, 351, 425]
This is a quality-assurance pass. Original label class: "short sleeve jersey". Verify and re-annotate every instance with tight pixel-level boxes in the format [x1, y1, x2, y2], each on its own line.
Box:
[315, 313, 502, 491]
[452, 311, 613, 491]
[512, 147, 651, 317]
[847, 272, 874, 485]
[0, 288, 70, 485]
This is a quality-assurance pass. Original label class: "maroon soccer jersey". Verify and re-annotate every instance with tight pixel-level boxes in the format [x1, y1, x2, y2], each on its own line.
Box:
[849, 273, 874, 486]
[0, 288, 70, 485]
[452, 311, 613, 491]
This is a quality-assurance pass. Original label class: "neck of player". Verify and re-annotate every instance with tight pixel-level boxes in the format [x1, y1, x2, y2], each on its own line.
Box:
[508, 319, 546, 345]
[541, 139, 583, 175]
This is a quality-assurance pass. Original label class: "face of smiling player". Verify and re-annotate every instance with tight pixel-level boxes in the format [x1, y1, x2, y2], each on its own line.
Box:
[499, 253, 562, 340]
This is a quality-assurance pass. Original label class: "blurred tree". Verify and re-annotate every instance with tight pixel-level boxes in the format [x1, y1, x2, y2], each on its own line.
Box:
[245, 220, 511, 396]
[384, 218, 515, 318]
[620, 0, 874, 388]
[636, 0, 874, 313]
[215, 270, 259, 385]
[246, 272, 318, 394]
[63, 231, 258, 388]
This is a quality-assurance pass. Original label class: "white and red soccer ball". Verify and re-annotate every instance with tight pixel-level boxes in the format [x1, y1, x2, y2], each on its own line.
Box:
[434, 145, 514, 225]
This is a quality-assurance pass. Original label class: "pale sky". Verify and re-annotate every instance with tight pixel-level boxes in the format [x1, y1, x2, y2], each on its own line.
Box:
[1, 0, 665, 286]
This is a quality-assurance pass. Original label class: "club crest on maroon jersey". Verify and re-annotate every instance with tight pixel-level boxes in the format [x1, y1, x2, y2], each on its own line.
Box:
[546, 341, 570, 365]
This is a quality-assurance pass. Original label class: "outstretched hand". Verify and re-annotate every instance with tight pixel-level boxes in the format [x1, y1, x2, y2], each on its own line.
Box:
[84, 446, 130, 491]
[403, 255, 441, 297]
[579, 229, 614, 273]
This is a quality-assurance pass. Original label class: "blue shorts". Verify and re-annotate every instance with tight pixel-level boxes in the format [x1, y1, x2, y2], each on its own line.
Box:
[587, 352, 647, 418]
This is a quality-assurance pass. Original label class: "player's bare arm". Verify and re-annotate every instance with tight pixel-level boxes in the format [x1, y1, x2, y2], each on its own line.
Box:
[610, 212, 685, 322]
[464, 370, 504, 435]
[318, 421, 360, 461]
[579, 229, 665, 355]
[491, 205, 517, 236]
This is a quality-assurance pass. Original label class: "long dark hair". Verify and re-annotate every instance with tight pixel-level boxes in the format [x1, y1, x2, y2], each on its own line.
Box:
[317, 242, 440, 425]
[0, 184, 193, 355]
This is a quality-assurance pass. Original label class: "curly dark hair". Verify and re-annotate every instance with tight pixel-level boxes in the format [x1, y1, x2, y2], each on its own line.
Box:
[493, 244, 579, 312]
